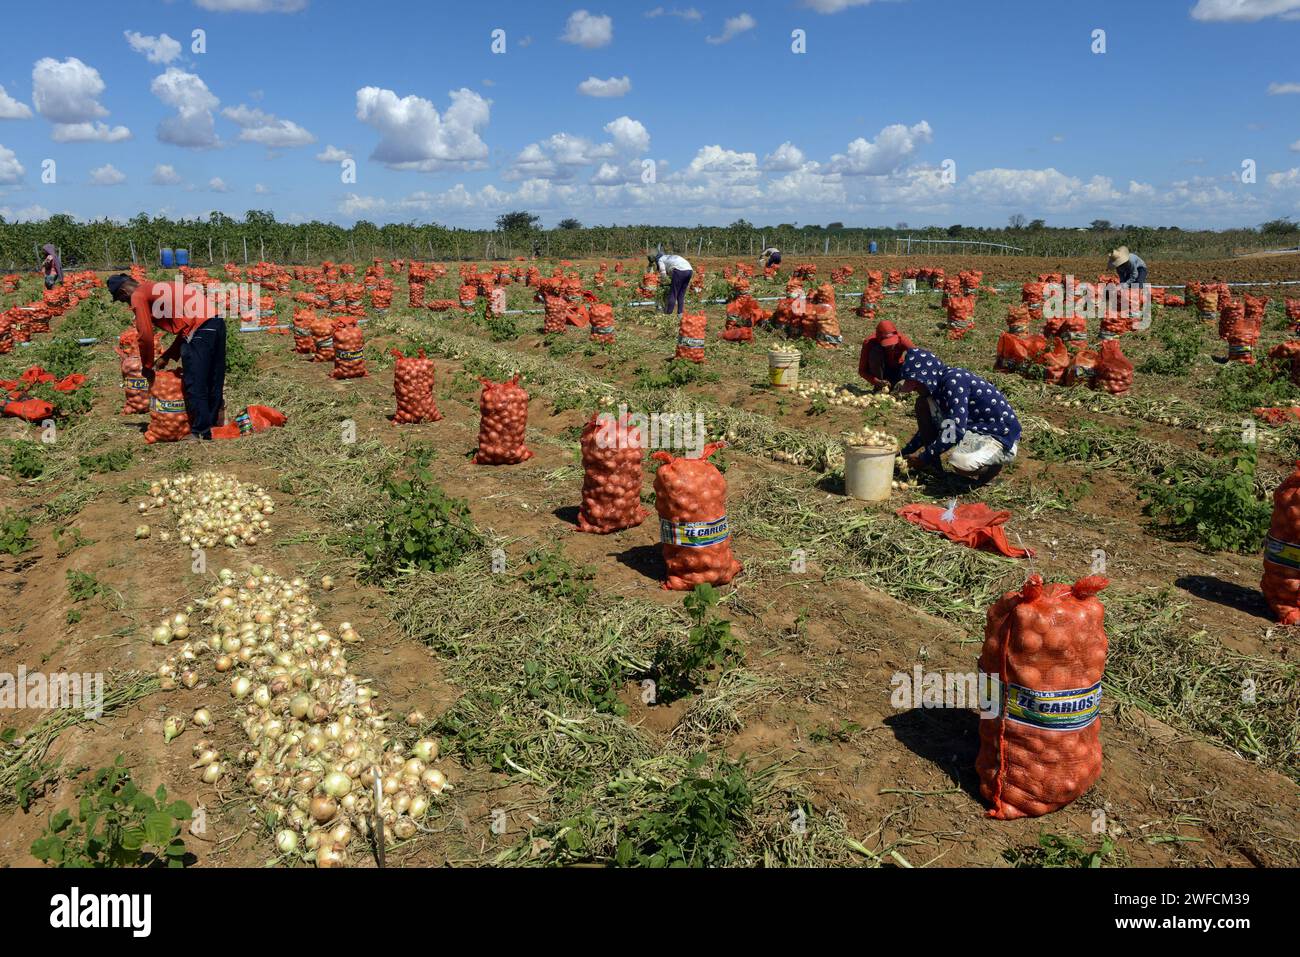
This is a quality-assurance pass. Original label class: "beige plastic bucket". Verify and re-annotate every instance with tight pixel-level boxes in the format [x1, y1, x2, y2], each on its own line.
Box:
[769, 347, 801, 389]
[844, 445, 895, 501]
[902, 278, 918, 295]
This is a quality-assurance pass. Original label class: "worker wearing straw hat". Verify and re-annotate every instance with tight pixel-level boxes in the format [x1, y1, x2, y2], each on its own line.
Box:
[1108, 246, 1147, 287]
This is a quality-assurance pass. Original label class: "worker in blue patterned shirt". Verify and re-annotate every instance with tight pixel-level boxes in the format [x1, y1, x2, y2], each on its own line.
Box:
[896, 348, 1021, 481]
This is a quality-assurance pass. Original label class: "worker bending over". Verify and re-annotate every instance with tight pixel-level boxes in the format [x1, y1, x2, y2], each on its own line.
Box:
[896, 348, 1020, 482]
[858, 320, 915, 391]
[651, 249, 694, 315]
[1108, 245, 1147, 286]
[107, 274, 227, 441]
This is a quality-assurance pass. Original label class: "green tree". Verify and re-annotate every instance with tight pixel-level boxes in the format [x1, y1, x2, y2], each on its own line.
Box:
[557, 218, 582, 230]
[496, 211, 541, 232]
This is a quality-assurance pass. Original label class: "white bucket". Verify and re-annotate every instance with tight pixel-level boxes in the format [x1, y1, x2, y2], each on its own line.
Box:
[902, 278, 917, 295]
[769, 347, 801, 389]
[844, 445, 896, 501]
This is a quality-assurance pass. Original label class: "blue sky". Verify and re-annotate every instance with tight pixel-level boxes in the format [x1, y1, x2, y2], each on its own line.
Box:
[1, 0, 1299, 229]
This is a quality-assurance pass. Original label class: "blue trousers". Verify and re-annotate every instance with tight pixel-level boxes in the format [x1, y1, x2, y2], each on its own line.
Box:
[663, 269, 692, 315]
[180, 317, 227, 439]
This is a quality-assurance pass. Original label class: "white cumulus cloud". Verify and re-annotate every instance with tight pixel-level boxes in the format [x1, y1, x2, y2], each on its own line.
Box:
[125, 31, 183, 64]
[763, 141, 806, 171]
[151, 164, 182, 185]
[89, 163, 126, 185]
[1268, 81, 1300, 94]
[1190, 0, 1300, 21]
[222, 103, 316, 148]
[0, 144, 24, 184]
[209, 176, 231, 192]
[151, 68, 220, 148]
[355, 86, 490, 171]
[827, 121, 932, 175]
[707, 13, 756, 43]
[0, 85, 32, 120]
[316, 144, 352, 162]
[645, 6, 702, 19]
[562, 10, 614, 48]
[578, 76, 631, 97]
[32, 57, 131, 141]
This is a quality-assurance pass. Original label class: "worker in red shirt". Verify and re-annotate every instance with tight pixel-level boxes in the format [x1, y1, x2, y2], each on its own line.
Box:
[106, 274, 227, 440]
[858, 319, 915, 391]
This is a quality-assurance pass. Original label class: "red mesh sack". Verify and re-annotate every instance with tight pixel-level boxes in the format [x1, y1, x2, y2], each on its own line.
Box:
[1065, 346, 1098, 388]
[1093, 340, 1133, 395]
[291, 308, 315, 353]
[331, 319, 367, 379]
[977, 574, 1108, 819]
[408, 281, 426, 309]
[675, 311, 707, 363]
[576, 412, 648, 534]
[652, 442, 742, 591]
[474, 375, 534, 465]
[309, 315, 335, 362]
[1033, 338, 1070, 385]
[4, 398, 55, 422]
[0, 315, 11, 355]
[808, 303, 842, 348]
[995, 333, 1033, 373]
[391, 349, 442, 424]
[144, 370, 191, 443]
[589, 303, 616, 344]
[543, 295, 567, 334]
[1262, 462, 1300, 624]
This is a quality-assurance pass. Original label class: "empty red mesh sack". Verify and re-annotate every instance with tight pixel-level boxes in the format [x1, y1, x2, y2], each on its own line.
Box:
[1092, 340, 1133, 395]
[1262, 461, 1300, 624]
[331, 319, 367, 379]
[474, 375, 534, 465]
[675, 311, 707, 362]
[391, 349, 442, 424]
[1033, 338, 1070, 384]
[309, 316, 335, 362]
[977, 575, 1108, 819]
[576, 412, 648, 534]
[652, 443, 742, 591]
[589, 303, 616, 344]
[144, 370, 191, 443]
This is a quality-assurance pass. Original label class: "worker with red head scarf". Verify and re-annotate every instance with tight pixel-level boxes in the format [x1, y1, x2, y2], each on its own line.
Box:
[858, 320, 915, 391]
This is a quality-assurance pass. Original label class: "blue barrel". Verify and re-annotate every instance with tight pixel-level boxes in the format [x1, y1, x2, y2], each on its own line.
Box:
[160, 247, 175, 268]
[868, 241, 878, 254]
[175, 248, 190, 266]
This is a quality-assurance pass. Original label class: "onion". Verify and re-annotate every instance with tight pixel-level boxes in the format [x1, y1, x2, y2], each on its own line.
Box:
[411, 739, 438, 763]
[192, 708, 213, 728]
[163, 716, 186, 743]
[421, 768, 447, 793]
[316, 843, 346, 867]
[323, 771, 352, 798]
[230, 676, 252, 699]
[151, 625, 173, 646]
[201, 762, 224, 784]
[275, 829, 299, 854]
[310, 795, 338, 822]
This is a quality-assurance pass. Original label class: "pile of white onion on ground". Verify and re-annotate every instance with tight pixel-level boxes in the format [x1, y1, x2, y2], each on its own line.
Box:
[152, 564, 449, 867]
[794, 380, 902, 410]
[136, 472, 274, 548]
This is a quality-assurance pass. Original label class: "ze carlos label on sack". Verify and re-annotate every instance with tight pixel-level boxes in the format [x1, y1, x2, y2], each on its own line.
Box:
[150, 395, 186, 415]
[1264, 534, 1300, 571]
[659, 515, 729, 548]
[988, 676, 1103, 732]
